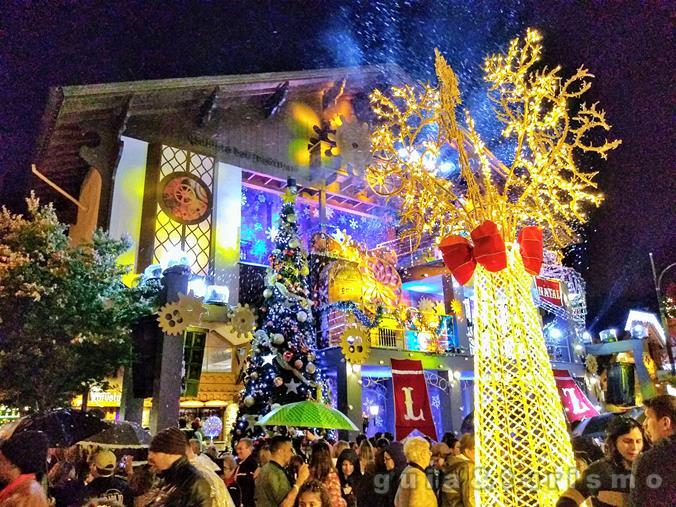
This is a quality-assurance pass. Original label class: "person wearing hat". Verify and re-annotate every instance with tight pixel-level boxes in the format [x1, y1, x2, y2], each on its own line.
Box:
[145, 426, 213, 507]
[0, 430, 49, 506]
[82, 449, 134, 507]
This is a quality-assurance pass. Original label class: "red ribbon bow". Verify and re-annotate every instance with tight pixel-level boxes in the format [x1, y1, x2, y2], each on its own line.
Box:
[439, 221, 543, 285]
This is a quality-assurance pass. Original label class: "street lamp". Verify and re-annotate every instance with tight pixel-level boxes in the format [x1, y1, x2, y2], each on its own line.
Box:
[649, 253, 675, 374]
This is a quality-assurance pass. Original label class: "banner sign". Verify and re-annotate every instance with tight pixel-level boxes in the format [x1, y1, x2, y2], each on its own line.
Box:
[536, 277, 565, 308]
[390, 359, 437, 440]
[552, 369, 599, 422]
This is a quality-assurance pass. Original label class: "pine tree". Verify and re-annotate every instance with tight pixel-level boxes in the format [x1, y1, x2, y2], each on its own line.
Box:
[234, 180, 319, 439]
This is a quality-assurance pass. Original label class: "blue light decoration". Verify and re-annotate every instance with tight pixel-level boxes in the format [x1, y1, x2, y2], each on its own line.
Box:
[203, 415, 223, 439]
[240, 186, 394, 265]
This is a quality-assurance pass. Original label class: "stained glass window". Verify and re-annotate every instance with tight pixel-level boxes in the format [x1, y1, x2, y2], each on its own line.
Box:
[153, 146, 215, 276]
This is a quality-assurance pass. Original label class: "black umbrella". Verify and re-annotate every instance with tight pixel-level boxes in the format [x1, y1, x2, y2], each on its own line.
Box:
[573, 407, 645, 439]
[78, 420, 152, 449]
[5, 409, 109, 448]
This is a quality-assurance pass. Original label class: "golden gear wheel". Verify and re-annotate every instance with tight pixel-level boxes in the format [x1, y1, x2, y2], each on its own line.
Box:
[229, 304, 256, 339]
[157, 302, 188, 335]
[451, 299, 464, 319]
[340, 325, 371, 364]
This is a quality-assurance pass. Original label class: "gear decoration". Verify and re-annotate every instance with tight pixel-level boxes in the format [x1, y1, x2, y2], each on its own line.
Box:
[340, 325, 371, 364]
[229, 304, 256, 339]
[157, 302, 188, 335]
[177, 293, 205, 322]
[335, 114, 372, 174]
[158, 172, 212, 225]
[585, 354, 598, 374]
[450, 299, 464, 320]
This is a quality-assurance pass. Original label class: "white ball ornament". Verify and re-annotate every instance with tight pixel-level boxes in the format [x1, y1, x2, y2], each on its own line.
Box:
[250, 372, 259, 380]
[244, 395, 255, 407]
[296, 311, 308, 322]
[272, 333, 285, 345]
[263, 288, 272, 298]
[287, 214, 297, 223]
[289, 239, 299, 249]
[307, 352, 316, 361]
[306, 362, 316, 374]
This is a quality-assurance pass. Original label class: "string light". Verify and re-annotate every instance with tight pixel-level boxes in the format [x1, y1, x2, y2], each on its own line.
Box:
[367, 29, 620, 507]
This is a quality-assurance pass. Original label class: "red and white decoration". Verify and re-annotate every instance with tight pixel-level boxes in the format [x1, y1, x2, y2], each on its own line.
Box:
[552, 369, 599, 422]
[390, 359, 437, 440]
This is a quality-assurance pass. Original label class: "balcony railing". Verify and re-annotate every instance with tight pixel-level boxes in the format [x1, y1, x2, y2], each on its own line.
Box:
[371, 234, 442, 268]
[370, 327, 404, 349]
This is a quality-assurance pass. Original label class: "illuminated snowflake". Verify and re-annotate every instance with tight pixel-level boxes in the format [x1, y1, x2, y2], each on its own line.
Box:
[349, 218, 358, 229]
[331, 229, 347, 243]
[241, 192, 247, 206]
[312, 207, 320, 218]
[338, 215, 347, 225]
[257, 193, 266, 203]
[254, 222, 263, 232]
[252, 239, 267, 257]
[266, 226, 279, 241]
[302, 205, 311, 218]
[326, 207, 335, 219]
[431, 394, 441, 409]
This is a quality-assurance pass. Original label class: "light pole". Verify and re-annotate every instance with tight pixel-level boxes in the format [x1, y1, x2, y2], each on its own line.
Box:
[649, 253, 676, 374]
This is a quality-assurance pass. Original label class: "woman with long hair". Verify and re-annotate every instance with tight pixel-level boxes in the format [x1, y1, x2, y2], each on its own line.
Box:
[357, 440, 375, 475]
[309, 441, 346, 507]
[336, 449, 362, 507]
[557, 416, 645, 506]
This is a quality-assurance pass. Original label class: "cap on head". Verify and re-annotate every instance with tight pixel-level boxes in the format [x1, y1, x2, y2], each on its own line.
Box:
[93, 450, 117, 475]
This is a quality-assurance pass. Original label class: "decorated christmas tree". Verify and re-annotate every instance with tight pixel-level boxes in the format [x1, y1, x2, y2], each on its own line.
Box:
[234, 180, 320, 439]
[367, 29, 620, 506]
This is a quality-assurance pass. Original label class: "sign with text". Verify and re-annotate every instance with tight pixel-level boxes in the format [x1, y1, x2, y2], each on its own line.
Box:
[390, 359, 437, 440]
[536, 277, 565, 308]
[552, 369, 599, 422]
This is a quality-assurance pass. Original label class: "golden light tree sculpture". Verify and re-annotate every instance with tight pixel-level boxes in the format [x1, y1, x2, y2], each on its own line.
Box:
[367, 29, 620, 506]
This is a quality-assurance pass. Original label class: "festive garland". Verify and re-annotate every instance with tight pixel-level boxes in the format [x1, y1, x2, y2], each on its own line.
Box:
[321, 301, 384, 329]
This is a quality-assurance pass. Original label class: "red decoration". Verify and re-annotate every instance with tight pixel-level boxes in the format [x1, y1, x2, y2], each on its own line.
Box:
[390, 359, 437, 440]
[552, 369, 599, 422]
[439, 221, 544, 285]
[439, 220, 505, 285]
[518, 226, 543, 275]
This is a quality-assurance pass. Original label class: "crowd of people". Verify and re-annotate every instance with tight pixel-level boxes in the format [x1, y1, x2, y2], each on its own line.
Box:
[0, 394, 673, 506]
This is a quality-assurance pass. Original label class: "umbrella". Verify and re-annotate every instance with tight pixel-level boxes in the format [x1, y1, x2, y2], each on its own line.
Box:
[2, 408, 108, 447]
[573, 407, 645, 439]
[256, 400, 359, 431]
[78, 420, 152, 449]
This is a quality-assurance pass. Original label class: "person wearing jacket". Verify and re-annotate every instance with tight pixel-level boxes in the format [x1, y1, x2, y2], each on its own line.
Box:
[336, 449, 361, 507]
[0, 430, 49, 507]
[382, 442, 407, 507]
[557, 416, 644, 507]
[441, 433, 475, 507]
[232, 438, 257, 507]
[146, 426, 213, 507]
[394, 437, 436, 507]
[629, 394, 675, 506]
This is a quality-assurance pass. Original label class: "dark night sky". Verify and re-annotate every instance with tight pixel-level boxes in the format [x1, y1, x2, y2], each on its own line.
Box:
[1, 1, 673, 332]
